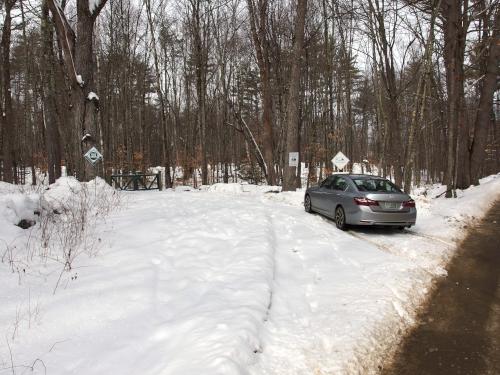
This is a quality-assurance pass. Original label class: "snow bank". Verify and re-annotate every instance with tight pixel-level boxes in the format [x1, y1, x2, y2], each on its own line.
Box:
[0, 191, 38, 226]
[0, 176, 118, 274]
[205, 182, 280, 194]
[413, 173, 500, 241]
[173, 185, 194, 192]
[40, 176, 116, 213]
[0, 184, 39, 258]
[1, 185, 274, 375]
[264, 189, 305, 207]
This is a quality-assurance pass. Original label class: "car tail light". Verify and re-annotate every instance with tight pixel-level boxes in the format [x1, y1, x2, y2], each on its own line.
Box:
[403, 199, 415, 208]
[354, 197, 379, 206]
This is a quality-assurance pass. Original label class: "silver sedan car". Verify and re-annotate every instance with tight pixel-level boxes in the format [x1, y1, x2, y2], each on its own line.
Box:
[304, 174, 416, 230]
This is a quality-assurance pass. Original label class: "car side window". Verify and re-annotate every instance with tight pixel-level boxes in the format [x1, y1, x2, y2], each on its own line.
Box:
[333, 177, 348, 191]
[321, 176, 335, 188]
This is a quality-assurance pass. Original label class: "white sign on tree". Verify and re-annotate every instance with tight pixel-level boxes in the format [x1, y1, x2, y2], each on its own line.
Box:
[331, 151, 349, 170]
[84, 146, 103, 166]
[289, 152, 299, 167]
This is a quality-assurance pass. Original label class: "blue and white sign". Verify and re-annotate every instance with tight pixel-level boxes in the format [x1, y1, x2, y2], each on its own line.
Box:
[84, 146, 103, 166]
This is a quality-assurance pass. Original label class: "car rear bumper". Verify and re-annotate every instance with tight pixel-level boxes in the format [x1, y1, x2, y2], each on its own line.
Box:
[347, 206, 417, 227]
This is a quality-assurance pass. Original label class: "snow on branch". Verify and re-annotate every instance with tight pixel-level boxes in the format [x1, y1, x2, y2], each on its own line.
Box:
[87, 92, 99, 101]
[76, 75, 85, 87]
[82, 133, 93, 142]
[87, 92, 100, 111]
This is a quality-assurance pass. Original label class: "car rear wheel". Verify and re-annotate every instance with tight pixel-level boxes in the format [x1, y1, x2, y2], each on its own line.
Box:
[304, 194, 313, 213]
[335, 206, 347, 230]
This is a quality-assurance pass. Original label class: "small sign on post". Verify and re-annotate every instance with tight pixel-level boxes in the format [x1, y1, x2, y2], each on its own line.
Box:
[84, 146, 103, 166]
[289, 152, 299, 167]
[331, 151, 349, 171]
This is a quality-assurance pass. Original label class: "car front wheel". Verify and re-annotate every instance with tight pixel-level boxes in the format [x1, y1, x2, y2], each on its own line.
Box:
[304, 194, 313, 213]
[335, 206, 347, 230]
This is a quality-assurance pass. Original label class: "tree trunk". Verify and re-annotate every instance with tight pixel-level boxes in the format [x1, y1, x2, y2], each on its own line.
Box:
[1, 0, 16, 183]
[441, 0, 468, 196]
[283, 0, 307, 191]
[48, 0, 107, 181]
[247, 0, 276, 185]
[469, 6, 500, 185]
[403, 2, 439, 193]
[146, 0, 172, 188]
[367, 0, 403, 185]
[41, 0, 62, 184]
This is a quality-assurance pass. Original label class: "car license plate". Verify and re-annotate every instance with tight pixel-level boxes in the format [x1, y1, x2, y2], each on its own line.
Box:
[382, 201, 400, 209]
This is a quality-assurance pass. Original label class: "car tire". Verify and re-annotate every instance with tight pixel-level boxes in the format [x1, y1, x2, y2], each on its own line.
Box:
[335, 206, 347, 230]
[304, 194, 313, 213]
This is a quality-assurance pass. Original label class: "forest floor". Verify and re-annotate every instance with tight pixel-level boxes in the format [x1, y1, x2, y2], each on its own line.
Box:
[382, 200, 500, 375]
[1, 175, 500, 375]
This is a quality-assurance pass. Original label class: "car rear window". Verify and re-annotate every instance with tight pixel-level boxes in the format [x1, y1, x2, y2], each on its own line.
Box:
[353, 178, 402, 193]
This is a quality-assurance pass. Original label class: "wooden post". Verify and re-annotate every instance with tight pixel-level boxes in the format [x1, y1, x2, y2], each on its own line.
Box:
[157, 171, 163, 191]
[133, 174, 139, 190]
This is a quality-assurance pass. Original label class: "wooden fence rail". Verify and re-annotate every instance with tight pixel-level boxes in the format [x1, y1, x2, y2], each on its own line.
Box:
[109, 172, 162, 191]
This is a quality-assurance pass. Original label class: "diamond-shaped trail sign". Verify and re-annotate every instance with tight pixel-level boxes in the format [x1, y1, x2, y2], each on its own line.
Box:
[84, 146, 103, 166]
[331, 151, 349, 170]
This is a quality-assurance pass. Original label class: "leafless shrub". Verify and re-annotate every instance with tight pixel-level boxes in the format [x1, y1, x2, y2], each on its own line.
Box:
[1, 240, 28, 285]
[25, 180, 121, 292]
[2, 336, 47, 375]
[9, 290, 43, 342]
[1, 239, 16, 272]
[1, 178, 119, 291]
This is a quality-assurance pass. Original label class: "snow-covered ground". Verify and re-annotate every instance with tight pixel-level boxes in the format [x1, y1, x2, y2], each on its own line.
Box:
[1, 174, 499, 375]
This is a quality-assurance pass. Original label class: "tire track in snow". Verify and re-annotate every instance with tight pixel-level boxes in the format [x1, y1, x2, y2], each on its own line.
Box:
[248, 199, 439, 375]
[315, 218, 420, 322]
[404, 230, 454, 247]
[315, 218, 437, 324]
[261, 209, 278, 326]
[250, 201, 400, 374]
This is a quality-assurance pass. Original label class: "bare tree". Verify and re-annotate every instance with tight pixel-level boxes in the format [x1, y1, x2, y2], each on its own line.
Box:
[283, 0, 307, 191]
[145, 0, 173, 187]
[402, 1, 440, 192]
[47, 0, 109, 180]
[366, 0, 404, 185]
[0, 0, 498, 192]
[188, 0, 211, 185]
[1, 0, 17, 183]
[440, 0, 469, 196]
[469, 2, 500, 184]
[247, 0, 276, 185]
[41, 0, 62, 183]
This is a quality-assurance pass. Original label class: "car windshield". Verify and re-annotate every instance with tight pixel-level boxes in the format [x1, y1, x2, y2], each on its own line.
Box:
[353, 178, 402, 193]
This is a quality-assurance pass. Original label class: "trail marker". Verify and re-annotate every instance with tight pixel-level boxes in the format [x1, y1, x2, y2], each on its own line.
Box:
[84, 147, 103, 166]
[331, 151, 349, 170]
